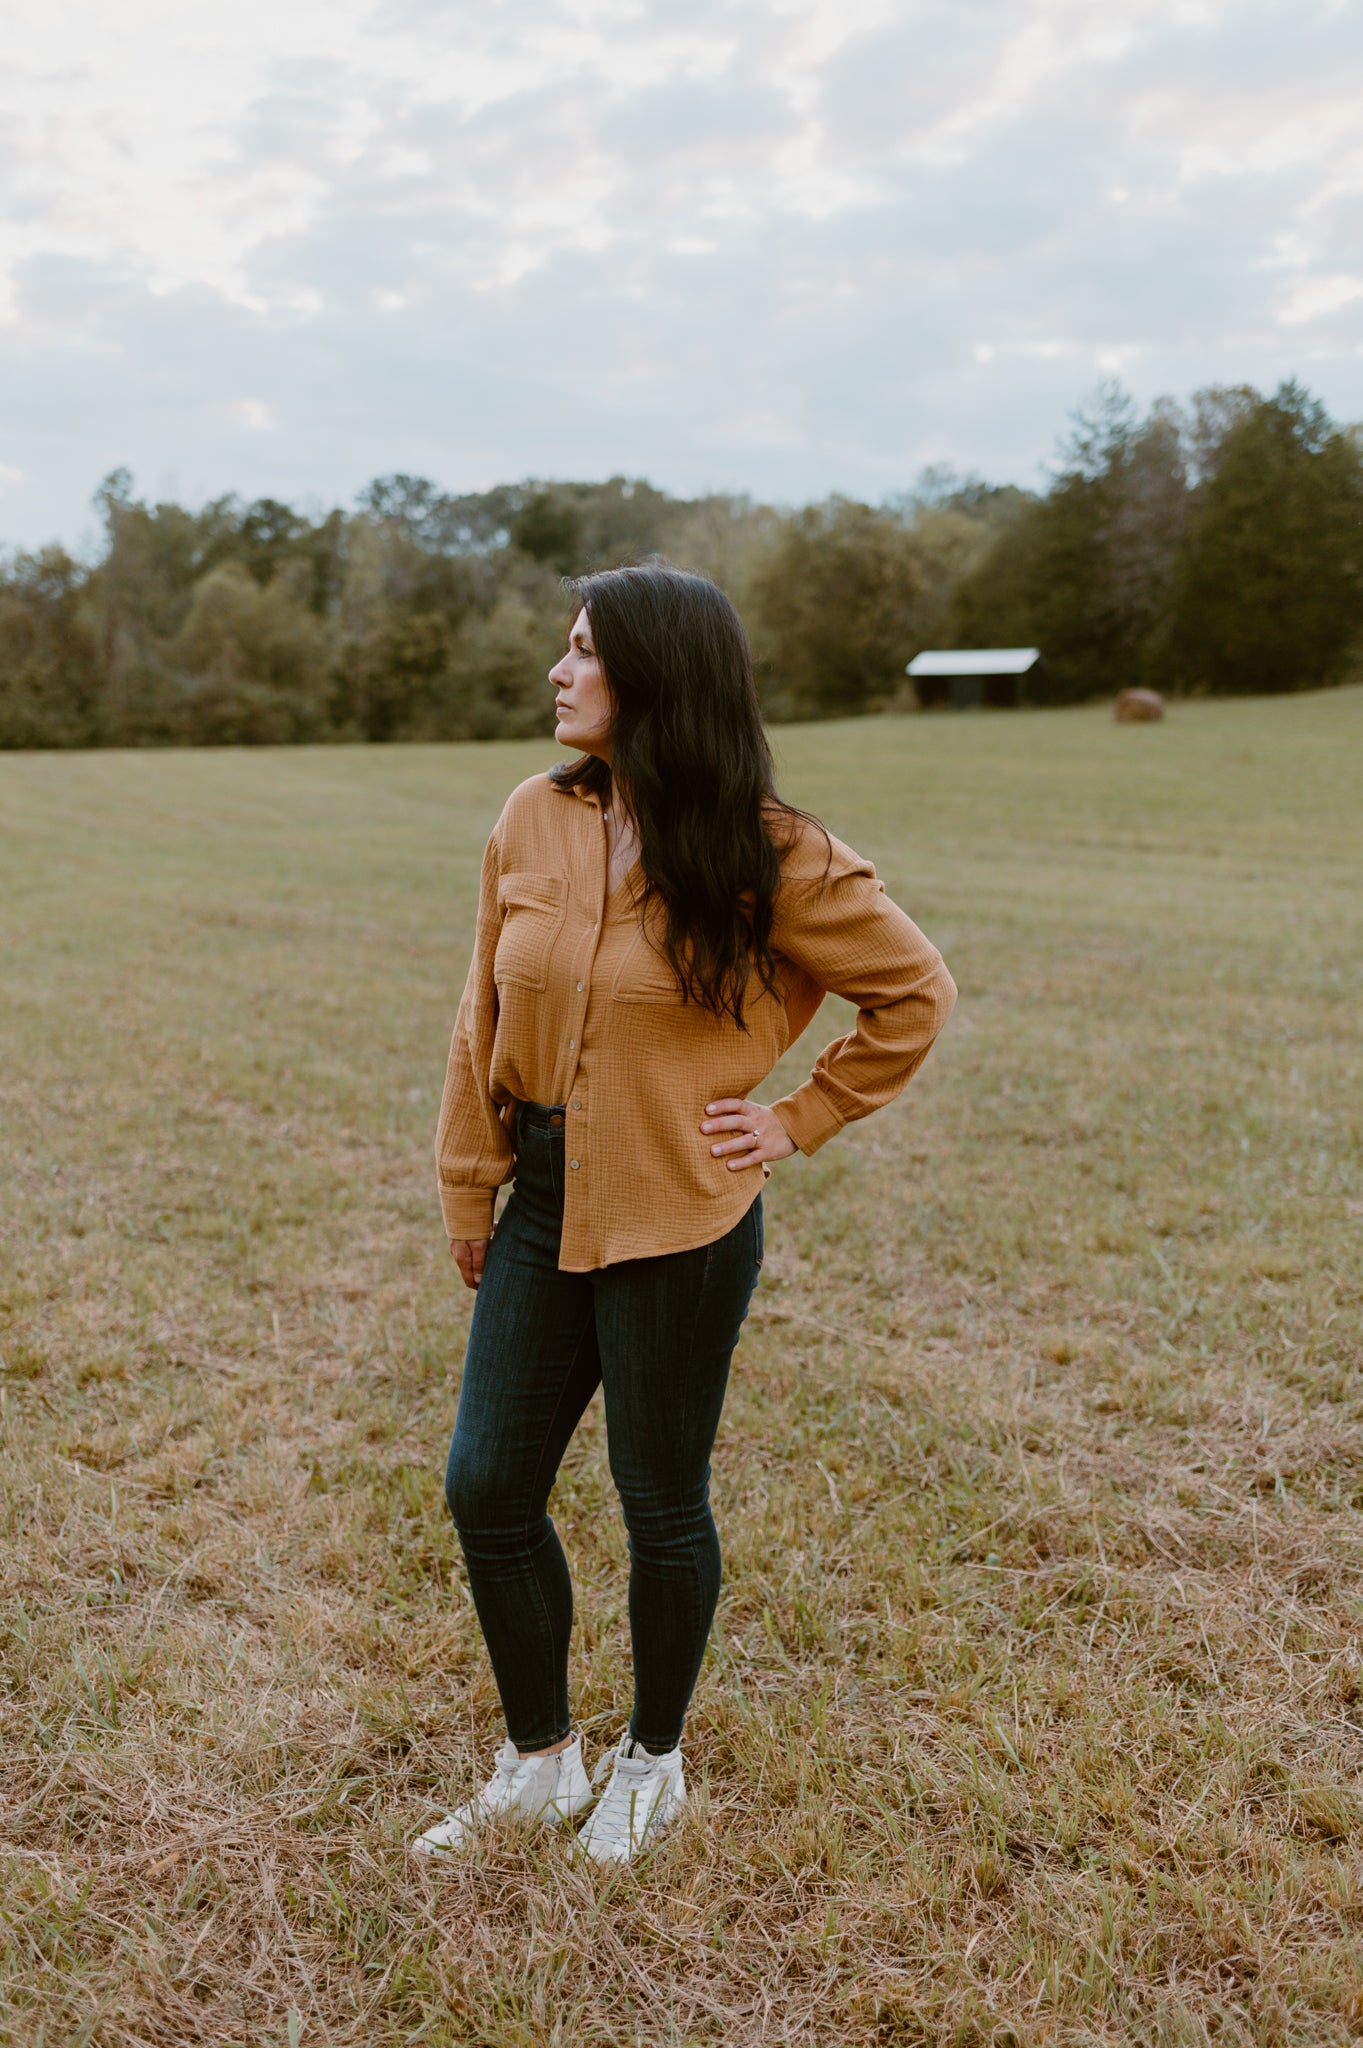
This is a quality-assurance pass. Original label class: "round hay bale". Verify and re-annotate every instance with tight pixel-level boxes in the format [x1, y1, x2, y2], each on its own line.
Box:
[1114, 688, 1165, 723]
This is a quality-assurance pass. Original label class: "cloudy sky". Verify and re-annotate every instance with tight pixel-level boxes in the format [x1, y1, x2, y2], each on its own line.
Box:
[2, 0, 1360, 548]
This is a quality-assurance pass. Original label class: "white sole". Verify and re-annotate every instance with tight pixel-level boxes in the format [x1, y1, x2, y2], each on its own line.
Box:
[412, 1791, 596, 1858]
[573, 1788, 686, 1866]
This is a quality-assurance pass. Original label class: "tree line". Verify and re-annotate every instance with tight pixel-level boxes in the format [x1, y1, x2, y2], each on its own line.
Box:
[1, 378, 1359, 749]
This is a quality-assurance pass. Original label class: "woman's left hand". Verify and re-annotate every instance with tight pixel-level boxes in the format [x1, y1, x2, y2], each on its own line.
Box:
[700, 1098, 798, 1171]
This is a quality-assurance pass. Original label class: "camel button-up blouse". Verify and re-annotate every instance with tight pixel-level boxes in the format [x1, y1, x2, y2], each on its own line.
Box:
[435, 771, 956, 1272]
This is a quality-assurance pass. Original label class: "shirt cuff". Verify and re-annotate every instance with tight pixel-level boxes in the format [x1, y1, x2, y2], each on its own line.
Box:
[439, 1184, 497, 1242]
[770, 1085, 846, 1156]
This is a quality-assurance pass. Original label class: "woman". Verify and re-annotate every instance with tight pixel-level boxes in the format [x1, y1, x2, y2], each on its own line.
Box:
[417, 564, 955, 1865]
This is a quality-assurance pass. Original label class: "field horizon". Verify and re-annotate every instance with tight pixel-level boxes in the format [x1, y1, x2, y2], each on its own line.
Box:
[2, 688, 1362, 2045]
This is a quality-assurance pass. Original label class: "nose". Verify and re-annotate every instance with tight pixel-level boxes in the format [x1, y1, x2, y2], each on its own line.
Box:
[549, 655, 571, 688]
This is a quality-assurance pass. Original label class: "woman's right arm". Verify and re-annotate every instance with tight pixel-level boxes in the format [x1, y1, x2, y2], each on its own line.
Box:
[434, 827, 513, 1260]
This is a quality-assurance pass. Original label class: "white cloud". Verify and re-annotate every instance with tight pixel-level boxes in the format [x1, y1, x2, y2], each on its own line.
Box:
[1279, 274, 1363, 326]
[231, 399, 276, 432]
[1, 0, 1361, 544]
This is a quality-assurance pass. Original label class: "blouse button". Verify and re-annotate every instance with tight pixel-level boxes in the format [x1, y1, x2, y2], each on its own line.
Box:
[568, 1038, 575, 1049]
[576, 981, 584, 992]
[569, 1158, 580, 1170]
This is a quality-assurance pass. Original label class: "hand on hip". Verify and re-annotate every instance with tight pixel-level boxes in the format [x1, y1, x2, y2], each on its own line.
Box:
[699, 1098, 797, 1172]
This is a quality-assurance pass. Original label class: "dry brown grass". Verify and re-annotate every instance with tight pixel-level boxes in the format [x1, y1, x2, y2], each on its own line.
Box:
[2, 692, 1362, 2045]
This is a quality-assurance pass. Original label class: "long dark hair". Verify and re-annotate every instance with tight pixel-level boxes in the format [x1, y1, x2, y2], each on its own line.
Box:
[554, 562, 820, 1027]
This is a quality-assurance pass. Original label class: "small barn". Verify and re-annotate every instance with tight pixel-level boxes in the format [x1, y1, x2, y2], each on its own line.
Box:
[906, 647, 1041, 710]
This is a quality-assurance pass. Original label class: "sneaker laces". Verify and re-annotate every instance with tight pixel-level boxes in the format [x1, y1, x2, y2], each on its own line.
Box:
[589, 1736, 665, 1785]
[584, 1742, 674, 1854]
[475, 1743, 557, 1820]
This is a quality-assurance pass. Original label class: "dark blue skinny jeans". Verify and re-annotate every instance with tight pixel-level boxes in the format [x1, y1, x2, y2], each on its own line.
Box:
[444, 1102, 763, 1754]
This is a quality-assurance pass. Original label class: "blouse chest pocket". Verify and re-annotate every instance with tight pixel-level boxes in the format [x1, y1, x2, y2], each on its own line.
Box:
[494, 872, 568, 992]
[611, 927, 684, 1005]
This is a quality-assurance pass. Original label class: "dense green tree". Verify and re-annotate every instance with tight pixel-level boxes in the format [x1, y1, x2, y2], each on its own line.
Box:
[949, 379, 1362, 701]
[333, 506, 485, 739]
[509, 490, 583, 574]
[947, 385, 1190, 700]
[446, 565, 565, 741]
[0, 548, 99, 748]
[1183, 385, 1261, 484]
[748, 498, 939, 719]
[1104, 401, 1190, 681]
[173, 560, 334, 743]
[1172, 382, 1363, 694]
[363, 610, 458, 741]
[507, 477, 677, 576]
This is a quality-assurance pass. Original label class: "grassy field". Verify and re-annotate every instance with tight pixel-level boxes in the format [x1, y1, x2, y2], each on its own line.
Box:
[2, 690, 1362, 2047]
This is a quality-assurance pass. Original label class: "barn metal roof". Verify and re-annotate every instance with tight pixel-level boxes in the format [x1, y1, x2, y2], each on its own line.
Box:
[906, 647, 1040, 676]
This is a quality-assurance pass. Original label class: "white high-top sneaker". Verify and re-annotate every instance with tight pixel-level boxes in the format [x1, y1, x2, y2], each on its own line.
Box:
[573, 1733, 687, 1866]
[413, 1736, 594, 1857]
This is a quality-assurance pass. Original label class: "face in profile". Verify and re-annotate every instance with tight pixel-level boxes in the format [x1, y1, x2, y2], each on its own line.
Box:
[549, 609, 614, 759]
